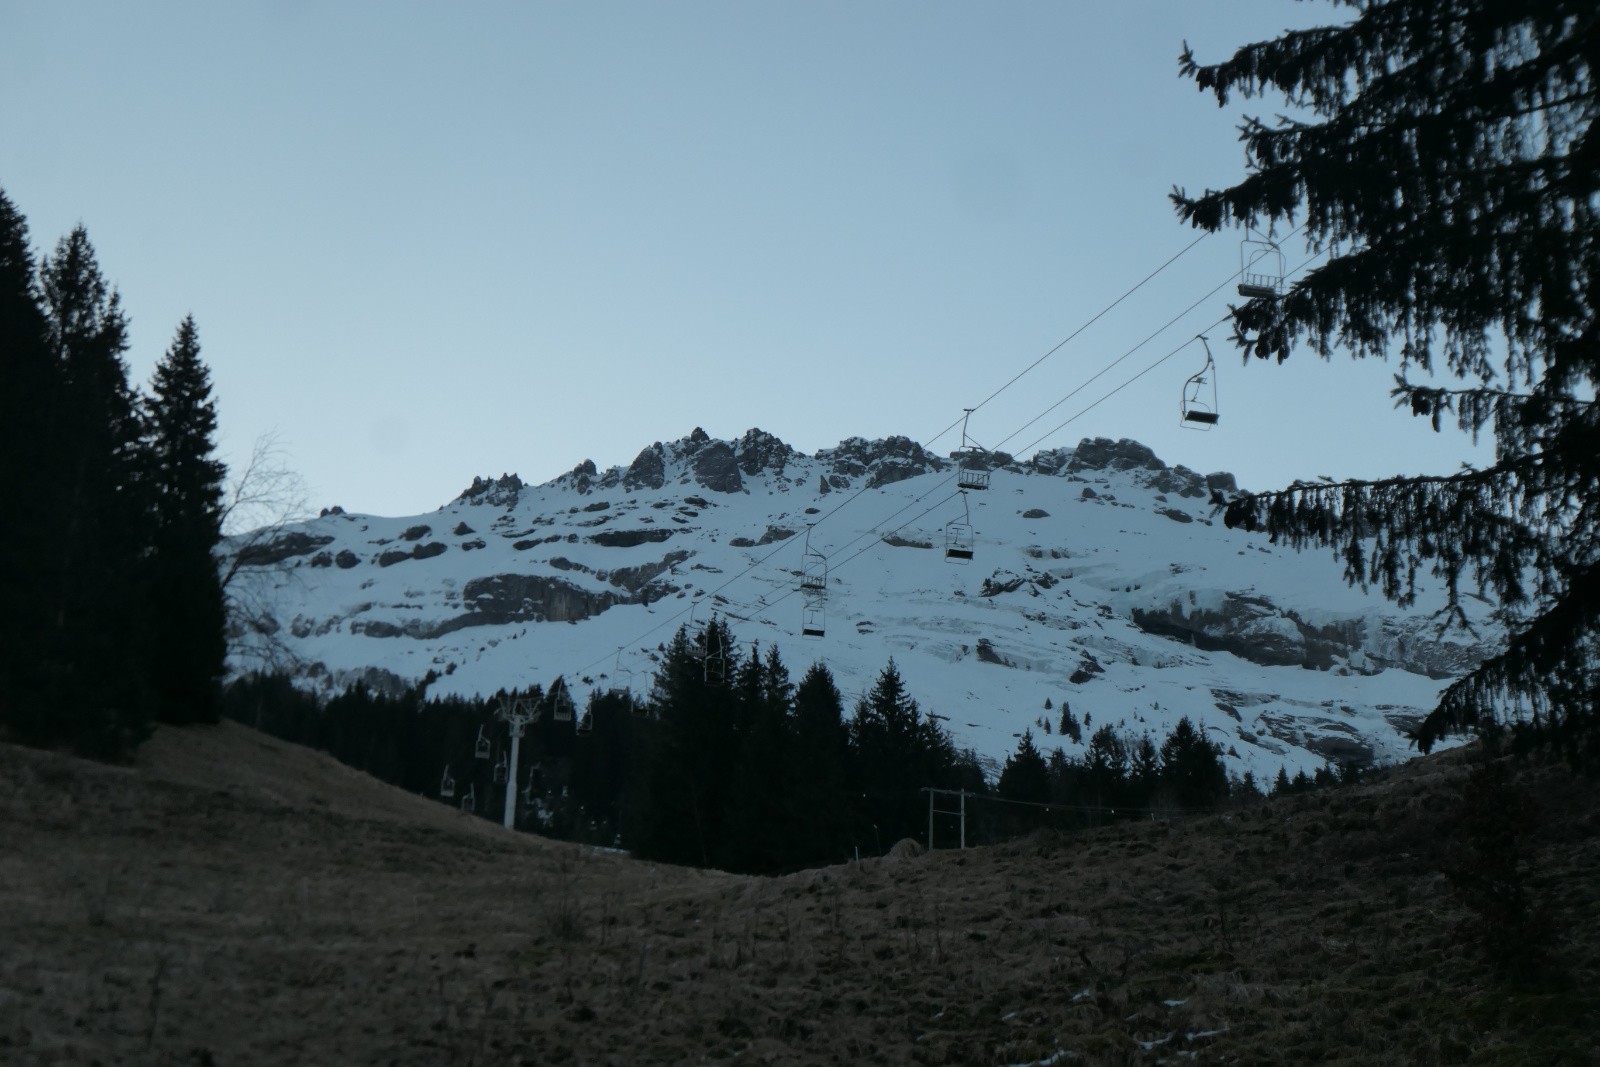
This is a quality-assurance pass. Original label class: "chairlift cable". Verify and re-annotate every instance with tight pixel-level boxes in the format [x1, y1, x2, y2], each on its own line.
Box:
[571, 237, 1304, 680]
[986, 222, 1305, 455]
[941, 231, 1211, 442]
[1010, 250, 1326, 457]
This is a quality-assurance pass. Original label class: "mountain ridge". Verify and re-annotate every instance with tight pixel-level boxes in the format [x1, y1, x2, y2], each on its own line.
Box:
[228, 426, 1498, 779]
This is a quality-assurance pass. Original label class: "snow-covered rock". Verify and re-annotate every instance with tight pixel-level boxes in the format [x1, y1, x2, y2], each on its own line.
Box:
[225, 428, 1498, 780]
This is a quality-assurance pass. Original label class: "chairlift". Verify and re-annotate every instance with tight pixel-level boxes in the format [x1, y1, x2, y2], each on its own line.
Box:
[493, 752, 508, 784]
[955, 408, 991, 491]
[799, 524, 827, 593]
[1180, 335, 1219, 430]
[945, 490, 975, 563]
[612, 649, 636, 695]
[551, 679, 574, 723]
[576, 711, 594, 735]
[703, 615, 727, 685]
[474, 724, 491, 760]
[439, 764, 455, 799]
[1238, 229, 1285, 299]
[460, 784, 476, 813]
[802, 601, 826, 638]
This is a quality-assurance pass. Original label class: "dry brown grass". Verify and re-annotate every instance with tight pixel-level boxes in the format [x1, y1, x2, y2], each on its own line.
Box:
[1, 721, 1594, 1065]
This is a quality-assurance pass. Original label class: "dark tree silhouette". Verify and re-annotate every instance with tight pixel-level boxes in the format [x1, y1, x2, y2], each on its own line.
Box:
[145, 315, 228, 724]
[35, 226, 152, 756]
[0, 189, 64, 746]
[1174, 3, 1600, 762]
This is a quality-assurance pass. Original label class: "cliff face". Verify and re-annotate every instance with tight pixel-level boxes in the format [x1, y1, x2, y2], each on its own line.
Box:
[225, 428, 1497, 776]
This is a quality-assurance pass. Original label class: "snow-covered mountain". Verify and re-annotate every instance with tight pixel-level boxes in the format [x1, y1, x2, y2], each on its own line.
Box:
[227, 427, 1496, 780]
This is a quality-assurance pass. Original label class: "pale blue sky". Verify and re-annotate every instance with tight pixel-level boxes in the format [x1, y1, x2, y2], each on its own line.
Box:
[2, 1, 1492, 518]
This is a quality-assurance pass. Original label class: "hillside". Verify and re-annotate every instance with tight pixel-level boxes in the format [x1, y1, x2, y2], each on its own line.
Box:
[228, 428, 1498, 779]
[4, 722, 1593, 1065]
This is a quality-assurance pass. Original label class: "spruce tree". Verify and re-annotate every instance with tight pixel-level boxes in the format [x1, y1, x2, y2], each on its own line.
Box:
[1159, 716, 1229, 810]
[791, 661, 853, 863]
[34, 226, 151, 756]
[998, 729, 1050, 805]
[1174, 3, 1600, 763]
[0, 189, 63, 745]
[145, 315, 228, 724]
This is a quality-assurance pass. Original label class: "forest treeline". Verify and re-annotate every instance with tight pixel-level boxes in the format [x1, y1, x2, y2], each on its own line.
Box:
[0, 188, 227, 758]
[222, 617, 1313, 875]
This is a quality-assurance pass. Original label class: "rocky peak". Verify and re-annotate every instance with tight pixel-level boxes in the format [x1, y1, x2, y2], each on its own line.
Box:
[1066, 437, 1167, 474]
[623, 445, 666, 491]
[820, 435, 950, 488]
[735, 428, 794, 476]
[457, 473, 524, 508]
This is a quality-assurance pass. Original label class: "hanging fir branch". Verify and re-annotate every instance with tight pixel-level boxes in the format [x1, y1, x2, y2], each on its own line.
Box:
[1176, 1, 1599, 762]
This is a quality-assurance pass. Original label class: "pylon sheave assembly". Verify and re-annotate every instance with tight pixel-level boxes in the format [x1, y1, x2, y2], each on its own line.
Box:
[1180, 335, 1219, 429]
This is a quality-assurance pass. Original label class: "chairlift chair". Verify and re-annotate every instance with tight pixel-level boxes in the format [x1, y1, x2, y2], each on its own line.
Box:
[703, 617, 727, 685]
[801, 601, 826, 638]
[461, 784, 476, 813]
[474, 724, 491, 760]
[1238, 233, 1285, 299]
[945, 490, 976, 563]
[800, 525, 827, 593]
[612, 650, 636, 696]
[493, 752, 508, 784]
[1180, 336, 1220, 430]
[576, 711, 594, 734]
[955, 408, 991, 490]
[551, 680, 574, 723]
[439, 764, 455, 799]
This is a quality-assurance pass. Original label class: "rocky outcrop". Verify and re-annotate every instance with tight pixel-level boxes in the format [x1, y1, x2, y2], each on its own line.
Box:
[461, 573, 625, 625]
[692, 441, 743, 494]
[736, 428, 793, 476]
[1131, 594, 1489, 678]
[457, 473, 523, 508]
[624, 446, 666, 491]
[820, 435, 950, 488]
[588, 528, 676, 548]
[729, 525, 795, 548]
[235, 532, 334, 567]
[604, 550, 691, 594]
[1067, 438, 1166, 474]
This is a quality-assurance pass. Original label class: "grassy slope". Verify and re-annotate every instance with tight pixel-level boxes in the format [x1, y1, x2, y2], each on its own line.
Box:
[1, 721, 1594, 1066]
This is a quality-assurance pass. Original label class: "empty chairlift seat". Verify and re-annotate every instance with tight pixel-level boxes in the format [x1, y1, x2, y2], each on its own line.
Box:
[1238, 235, 1285, 299]
[1180, 335, 1220, 430]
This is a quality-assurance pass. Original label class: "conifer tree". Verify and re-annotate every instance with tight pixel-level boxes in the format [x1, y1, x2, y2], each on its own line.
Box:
[0, 189, 64, 745]
[1159, 716, 1228, 809]
[145, 315, 228, 724]
[34, 226, 151, 756]
[791, 661, 853, 862]
[1174, 3, 1600, 763]
[849, 658, 959, 847]
[998, 729, 1050, 805]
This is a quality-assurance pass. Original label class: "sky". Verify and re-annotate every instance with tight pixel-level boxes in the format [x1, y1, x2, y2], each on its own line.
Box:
[1, 1, 1494, 520]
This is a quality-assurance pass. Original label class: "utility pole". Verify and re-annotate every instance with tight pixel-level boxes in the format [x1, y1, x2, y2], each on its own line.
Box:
[497, 697, 538, 829]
